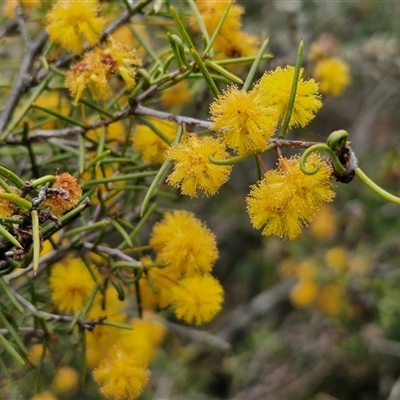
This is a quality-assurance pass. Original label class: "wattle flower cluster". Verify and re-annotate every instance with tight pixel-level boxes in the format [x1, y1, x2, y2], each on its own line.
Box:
[136, 210, 224, 325]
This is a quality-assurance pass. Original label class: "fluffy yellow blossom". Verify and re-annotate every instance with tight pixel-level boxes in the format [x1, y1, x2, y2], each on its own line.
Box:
[150, 210, 218, 277]
[119, 316, 166, 363]
[52, 367, 79, 395]
[210, 85, 278, 154]
[190, 0, 259, 60]
[171, 274, 224, 325]
[324, 246, 349, 272]
[166, 134, 232, 197]
[65, 52, 110, 105]
[290, 279, 318, 308]
[314, 57, 351, 96]
[190, 0, 244, 35]
[214, 30, 259, 59]
[101, 38, 142, 89]
[42, 173, 82, 216]
[246, 154, 335, 240]
[133, 118, 178, 164]
[49, 257, 97, 313]
[46, 0, 105, 54]
[93, 344, 150, 400]
[161, 81, 191, 108]
[255, 66, 322, 129]
[310, 203, 337, 241]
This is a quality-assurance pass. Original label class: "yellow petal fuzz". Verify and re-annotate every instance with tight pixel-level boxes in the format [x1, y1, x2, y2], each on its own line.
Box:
[246, 154, 335, 240]
[118, 316, 166, 363]
[101, 38, 142, 89]
[166, 134, 232, 197]
[65, 52, 110, 105]
[46, 0, 105, 54]
[189, 0, 244, 36]
[93, 345, 149, 400]
[171, 274, 224, 325]
[189, 0, 259, 60]
[214, 30, 260, 59]
[149, 210, 218, 277]
[314, 57, 351, 96]
[49, 257, 97, 313]
[210, 85, 278, 155]
[255, 66, 322, 129]
[133, 118, 178, 164]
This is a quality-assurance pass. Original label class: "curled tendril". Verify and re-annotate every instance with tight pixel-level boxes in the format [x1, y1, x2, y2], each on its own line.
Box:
[209, 153, 253, 166]
[300, 144, 347, 176]
[327, 129, 349, 152]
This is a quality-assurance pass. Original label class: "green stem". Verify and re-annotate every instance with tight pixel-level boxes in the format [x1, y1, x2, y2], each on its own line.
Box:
[355, 168, 400, 206]
[169, 5, 195, 48]
[203, 0, 232, 54]
[190, 48, 220, 97]
[0, 193, 32, 211]
[242, 38, 270, 92]
[0, 166, 26, 189]
[209, 153, 253, 166]
[279, 40, 304, 139]
[204, 59, 243, 84]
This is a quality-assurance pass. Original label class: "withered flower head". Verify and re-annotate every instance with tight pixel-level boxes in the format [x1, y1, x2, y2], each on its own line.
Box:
[42, 173, 82, 216]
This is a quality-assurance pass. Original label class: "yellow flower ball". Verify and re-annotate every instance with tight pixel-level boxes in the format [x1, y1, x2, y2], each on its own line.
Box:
[52, 366, 79, 394]
[290, 279, 318, 308]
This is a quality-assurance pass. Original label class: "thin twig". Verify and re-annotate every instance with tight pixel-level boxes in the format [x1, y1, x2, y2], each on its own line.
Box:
[8, 286, 107, 331]
[0, 32, 48, 135]
[5, 104, 211, 144]
[84, 242, 140, 263]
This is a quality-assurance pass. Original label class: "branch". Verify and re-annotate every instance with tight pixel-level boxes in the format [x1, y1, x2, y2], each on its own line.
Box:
[8, 286, 107, 331]
[0, 32, 48, 135]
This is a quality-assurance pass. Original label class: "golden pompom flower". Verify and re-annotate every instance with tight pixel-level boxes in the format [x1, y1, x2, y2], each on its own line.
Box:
[171, 274, 224, 325]
[166, 134, 232, 197]
[93, 344, 149, 400]
[46, 0, 105, 54]
[255, 66, 322, 129]
[149, 210, 218, 277]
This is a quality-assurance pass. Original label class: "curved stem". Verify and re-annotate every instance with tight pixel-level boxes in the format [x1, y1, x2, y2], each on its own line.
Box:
[300, 144, 347, 175]
[355, 168, 400, 206]
[209, 153, 253, 166]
